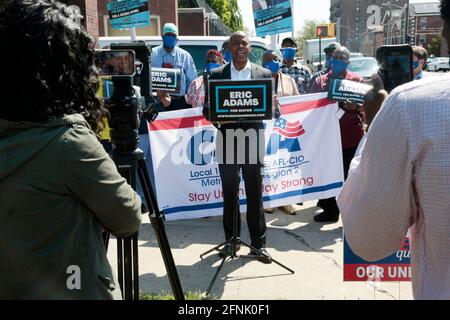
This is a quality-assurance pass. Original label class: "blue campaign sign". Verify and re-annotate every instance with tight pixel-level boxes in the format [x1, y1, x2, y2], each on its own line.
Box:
[253, 0, 293, 37]
[107, 0, 150, 30]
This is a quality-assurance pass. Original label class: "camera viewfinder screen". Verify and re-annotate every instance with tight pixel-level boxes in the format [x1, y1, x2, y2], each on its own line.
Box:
[96, 50, 135, 77]
[380, 51, 411, 91]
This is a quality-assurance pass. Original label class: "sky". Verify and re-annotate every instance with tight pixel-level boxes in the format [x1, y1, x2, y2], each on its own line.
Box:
[238, 0, 441, 38]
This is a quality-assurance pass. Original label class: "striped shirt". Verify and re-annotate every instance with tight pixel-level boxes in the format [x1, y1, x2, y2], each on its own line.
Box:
[280, 62, 312, 94]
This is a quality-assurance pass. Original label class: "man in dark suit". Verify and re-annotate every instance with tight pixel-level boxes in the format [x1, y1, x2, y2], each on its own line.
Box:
[203, 31, 272, 263]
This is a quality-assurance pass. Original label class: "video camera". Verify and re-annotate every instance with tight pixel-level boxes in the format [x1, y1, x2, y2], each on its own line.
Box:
[95, 42, 158, 152]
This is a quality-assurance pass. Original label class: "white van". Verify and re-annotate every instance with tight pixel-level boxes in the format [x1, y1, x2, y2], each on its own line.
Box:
[98, 36, 270, 75]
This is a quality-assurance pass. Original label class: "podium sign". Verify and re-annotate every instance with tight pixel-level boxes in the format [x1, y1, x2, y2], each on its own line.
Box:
[208, 79, 273, 122]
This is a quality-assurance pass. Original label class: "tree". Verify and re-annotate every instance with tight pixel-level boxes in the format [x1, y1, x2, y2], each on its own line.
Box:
[297, 19, 327, 54]
[207, 0, 243, 32]
[179, 0, 243, 32]
[428, 34, 442, 57]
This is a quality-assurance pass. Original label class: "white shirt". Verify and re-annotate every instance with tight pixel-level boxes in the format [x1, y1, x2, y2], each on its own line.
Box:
[231, 60, 252, 80]
[337, 74, 450, 300]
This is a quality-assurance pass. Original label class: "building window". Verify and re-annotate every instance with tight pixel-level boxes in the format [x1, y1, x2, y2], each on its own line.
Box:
[419, 34, 426, 45]
[420, 17, 427, 30]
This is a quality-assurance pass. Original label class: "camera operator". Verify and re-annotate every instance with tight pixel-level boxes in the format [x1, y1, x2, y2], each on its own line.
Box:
[0, 0, 141, 299]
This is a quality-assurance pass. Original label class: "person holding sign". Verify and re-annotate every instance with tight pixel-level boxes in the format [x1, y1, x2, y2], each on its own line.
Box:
[262, 50, 298, 216]
[310, 47, 364, 223]
[151, 23, 197, 111]
[203, 32, 273, 263]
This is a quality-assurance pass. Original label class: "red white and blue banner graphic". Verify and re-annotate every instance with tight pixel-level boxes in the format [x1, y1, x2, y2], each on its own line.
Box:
[148, 93, 343, 221]
[344, 237, 411, 282]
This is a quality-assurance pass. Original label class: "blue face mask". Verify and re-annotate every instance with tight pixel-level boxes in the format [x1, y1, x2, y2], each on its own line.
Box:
[325, 57, 332, 68]
[330, 58, 348, 74]
[412, 61, 420, 69]
[222, 51, 232, 63]
[281, 47, 297, 61]
[205, 62, 221, 72]
[163, 35, 178, 49]
[263, 60, 281, 74]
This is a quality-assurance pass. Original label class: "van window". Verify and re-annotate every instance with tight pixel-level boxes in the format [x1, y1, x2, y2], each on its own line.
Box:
[249, 45, 267, 66]
[179, 45, 218, 75]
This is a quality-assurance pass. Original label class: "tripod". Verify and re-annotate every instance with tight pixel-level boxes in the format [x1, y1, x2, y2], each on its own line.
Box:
[200, 198, 295, 296]
[105, 147, 184, 300]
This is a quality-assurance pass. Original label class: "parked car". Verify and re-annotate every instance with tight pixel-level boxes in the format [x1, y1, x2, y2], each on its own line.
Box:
[427, 57, 450, 72]
[98, 36, 270, 76]
[350, 52, 364, 59]
[348, 57, 378, 83]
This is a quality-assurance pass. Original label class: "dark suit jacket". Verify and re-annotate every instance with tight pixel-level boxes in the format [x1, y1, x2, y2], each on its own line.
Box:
[202, 62, 272, 131]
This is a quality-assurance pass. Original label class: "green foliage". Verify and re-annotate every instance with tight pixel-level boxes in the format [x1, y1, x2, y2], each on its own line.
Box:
[179, 0, 190, 8]
[297, 19, 327, 54]
[428, 34, 442, 57]
[139, 291, 215, 300]
[207, 0, 243, 32]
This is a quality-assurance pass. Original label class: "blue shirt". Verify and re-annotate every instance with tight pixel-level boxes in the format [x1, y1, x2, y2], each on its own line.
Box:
[151, 45, 197, 97]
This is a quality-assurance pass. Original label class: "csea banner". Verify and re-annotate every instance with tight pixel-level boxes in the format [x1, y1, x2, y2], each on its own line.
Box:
[148, 93, 344, 221]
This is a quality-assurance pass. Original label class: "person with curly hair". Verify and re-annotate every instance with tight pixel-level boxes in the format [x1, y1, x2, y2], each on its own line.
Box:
[0, 0, 141, 299]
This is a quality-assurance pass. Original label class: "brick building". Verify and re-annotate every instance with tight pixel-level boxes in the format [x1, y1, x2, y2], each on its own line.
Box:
[59, 0, 99, 39]
[330, 0, 408, 55]
[96, 0, 177, 37]
[408, 2, 446, 55]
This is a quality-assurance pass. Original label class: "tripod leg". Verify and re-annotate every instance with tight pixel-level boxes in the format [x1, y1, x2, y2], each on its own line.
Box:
[200, 240, 229, 259]
[117, 237, 124, 298]
[206, 254, 228, 296]
[136, 157, 185, 301]
[123, 235, 133, 300]
[239, 240, 295, 274]
[132, 233, 140, 300]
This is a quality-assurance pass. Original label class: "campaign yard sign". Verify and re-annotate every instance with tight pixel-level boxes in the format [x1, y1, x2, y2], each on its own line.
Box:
[148, 92, 344, 221]
[107, 0, 150, 30]
[151, 67, 181, 93]
[344, 237, 411, 282]
[253, 0, 293, 37]
[208, 79, 273, 122]
[328, 79, 372, 104]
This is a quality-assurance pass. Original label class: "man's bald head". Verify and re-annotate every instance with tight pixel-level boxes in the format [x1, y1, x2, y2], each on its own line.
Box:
[230, 31, 249, 42]
[229, 31, 251, 65]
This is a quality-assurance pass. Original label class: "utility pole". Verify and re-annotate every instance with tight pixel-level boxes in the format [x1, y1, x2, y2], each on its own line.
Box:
[405, 0, 410, 44]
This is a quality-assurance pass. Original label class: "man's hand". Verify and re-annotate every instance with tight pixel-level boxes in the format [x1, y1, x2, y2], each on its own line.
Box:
[363, 74, 389, 129]
[157, 91, 171, 108]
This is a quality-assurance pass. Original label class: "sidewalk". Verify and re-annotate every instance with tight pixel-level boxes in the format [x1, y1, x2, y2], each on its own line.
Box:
[107, 201, 413, 300]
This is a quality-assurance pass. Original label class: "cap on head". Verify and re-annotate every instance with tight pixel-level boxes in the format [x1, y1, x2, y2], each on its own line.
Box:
[281, 37, 297, 48]
[324, 42, 341, 53]
[163, 23, 178, 36]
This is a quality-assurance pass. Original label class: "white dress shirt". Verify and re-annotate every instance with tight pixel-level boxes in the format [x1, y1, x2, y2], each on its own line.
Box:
[231, 60, 252, 81]
[337, 74, 450, 300]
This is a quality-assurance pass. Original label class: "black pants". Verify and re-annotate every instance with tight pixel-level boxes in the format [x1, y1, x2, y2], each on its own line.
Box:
[318, 147, 358, 215]
[217, 123, 266, 248]
[219, 163, 266, 249]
